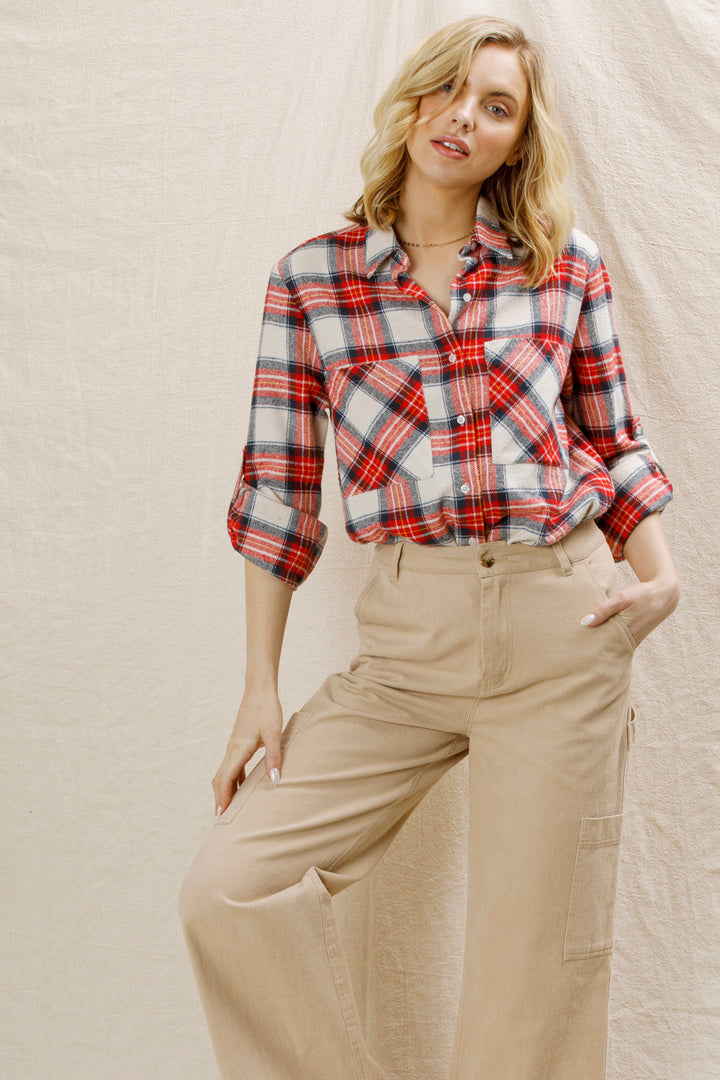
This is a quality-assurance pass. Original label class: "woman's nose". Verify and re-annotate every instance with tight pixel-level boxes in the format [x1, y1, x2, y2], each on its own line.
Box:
[451, 96, 475, 129]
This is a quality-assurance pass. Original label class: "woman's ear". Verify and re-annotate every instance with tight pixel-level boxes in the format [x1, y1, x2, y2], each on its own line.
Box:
[505, 148, 523, 166]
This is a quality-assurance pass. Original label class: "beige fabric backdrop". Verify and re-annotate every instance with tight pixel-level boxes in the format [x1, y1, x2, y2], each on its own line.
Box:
[2, 1, 718, 1077]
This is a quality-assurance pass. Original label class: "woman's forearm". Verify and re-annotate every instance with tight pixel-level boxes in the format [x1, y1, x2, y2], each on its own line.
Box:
[210, 559, 293, 811]
[622, 511, 680, 595]
[243, 558, 294, 694]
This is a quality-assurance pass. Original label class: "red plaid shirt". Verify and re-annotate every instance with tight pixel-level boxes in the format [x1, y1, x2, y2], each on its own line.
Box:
[228, 196, 673, 589]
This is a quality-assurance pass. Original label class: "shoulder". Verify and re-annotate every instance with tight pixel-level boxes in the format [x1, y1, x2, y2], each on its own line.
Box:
[561, 227, 603, 268]
[271, 222, 369, 285]
[547, 228, 610, 294]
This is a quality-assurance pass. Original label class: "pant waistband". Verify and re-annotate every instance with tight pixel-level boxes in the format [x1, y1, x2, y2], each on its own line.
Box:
[372, 519, 608, 578]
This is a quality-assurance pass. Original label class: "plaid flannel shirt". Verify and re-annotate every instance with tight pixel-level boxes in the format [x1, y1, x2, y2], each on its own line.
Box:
[228, 196, 673, 589]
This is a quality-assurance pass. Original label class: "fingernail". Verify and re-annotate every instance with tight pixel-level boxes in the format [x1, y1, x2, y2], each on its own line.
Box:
[269, 768, 280, 785]
[580, 613, 596, 625]
[215, 805, 223, 820]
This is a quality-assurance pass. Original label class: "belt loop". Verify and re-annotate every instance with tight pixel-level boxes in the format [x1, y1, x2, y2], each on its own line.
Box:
[554, 535, 573, 576]
[390, 541, 402, 583]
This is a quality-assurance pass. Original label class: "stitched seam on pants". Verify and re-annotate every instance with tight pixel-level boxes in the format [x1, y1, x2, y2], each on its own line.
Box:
[324, 735, 468, 874]
[450, 965, 469, 1080]
[214, 709, 316, 826]
[310, 869, 368, 1079]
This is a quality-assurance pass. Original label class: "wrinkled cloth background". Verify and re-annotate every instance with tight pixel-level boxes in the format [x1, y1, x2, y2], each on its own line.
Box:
[2, 2, 718, 1077]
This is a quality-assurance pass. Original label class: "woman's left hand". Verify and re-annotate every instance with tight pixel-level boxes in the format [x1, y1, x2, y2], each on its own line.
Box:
[581, 573, 680, 646]
[581, 512, 681, 646]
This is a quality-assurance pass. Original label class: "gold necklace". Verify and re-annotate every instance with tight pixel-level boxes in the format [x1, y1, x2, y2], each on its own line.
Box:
[399, 229, 474, 248]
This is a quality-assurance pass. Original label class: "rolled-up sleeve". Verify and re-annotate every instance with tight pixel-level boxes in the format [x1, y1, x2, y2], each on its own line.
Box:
[227, 263, 330, 588]
[563, 250, 673, 560]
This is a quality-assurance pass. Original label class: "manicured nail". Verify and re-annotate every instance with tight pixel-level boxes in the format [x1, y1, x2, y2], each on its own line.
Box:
[269, 768, 280, 785]
[580, 613, 596, 625]
[215, 805, 223, 820]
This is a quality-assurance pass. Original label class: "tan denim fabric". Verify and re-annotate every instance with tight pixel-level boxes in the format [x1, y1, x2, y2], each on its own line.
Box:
[178, 519, 637, 1079]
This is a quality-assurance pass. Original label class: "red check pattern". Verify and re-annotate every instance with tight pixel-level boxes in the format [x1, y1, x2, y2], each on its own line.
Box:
[328, 358, 433, 495]
[228, 196, 673, 588]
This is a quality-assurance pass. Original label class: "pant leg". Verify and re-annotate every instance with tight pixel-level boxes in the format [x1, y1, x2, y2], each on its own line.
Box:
[449, 532, 637, 1080]
[180, 520, 638, 1080]
[178, 682, 468, 1080]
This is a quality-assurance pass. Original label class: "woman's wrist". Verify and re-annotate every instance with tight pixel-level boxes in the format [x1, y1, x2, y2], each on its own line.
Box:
[242, 676, 281, 698]
[648, 570, 681, 613]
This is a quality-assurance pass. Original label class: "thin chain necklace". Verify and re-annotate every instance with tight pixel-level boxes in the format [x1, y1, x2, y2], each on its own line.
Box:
[399, 229, 474, 248]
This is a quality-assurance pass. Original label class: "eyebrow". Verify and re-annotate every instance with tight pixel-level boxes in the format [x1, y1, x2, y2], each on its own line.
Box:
[486, 89, 520, 106]
[457, 78, 522, 109]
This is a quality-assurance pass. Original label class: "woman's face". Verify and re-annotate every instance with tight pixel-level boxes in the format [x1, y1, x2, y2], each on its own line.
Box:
[405, 44, 529, 195]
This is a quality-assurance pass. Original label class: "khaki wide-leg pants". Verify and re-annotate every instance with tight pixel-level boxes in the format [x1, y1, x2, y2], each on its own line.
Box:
[178, 519, 637, 1080]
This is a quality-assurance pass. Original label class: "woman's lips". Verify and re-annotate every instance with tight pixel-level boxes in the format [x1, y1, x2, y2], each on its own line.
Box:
[431, 140, 469, 160]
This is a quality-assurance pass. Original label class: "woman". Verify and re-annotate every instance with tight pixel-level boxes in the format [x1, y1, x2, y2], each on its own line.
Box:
[179, 16, 679, 1080]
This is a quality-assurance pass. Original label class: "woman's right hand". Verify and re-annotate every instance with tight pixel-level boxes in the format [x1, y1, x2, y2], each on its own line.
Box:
[212, 689, 284, 820]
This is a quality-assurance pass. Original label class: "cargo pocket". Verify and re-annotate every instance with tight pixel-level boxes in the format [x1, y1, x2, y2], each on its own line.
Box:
[563, 811, 624, 960]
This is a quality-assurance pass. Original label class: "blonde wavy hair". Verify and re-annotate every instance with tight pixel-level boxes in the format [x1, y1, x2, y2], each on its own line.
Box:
[346, 16, 574, 288]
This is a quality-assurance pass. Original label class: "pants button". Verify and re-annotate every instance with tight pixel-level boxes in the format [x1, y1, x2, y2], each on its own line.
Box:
[480, 553, 495, 567]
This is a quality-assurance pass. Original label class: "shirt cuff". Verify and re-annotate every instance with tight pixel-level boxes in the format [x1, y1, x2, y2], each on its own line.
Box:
[594, 453, 674, 560]
[227, 483, 328, 589]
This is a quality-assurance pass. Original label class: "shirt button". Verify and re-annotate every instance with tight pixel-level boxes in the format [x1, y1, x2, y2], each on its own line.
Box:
[463, 292, 472, 302]
[448, 352, 456, 363]
[468, 536, 478, 545]
[480, 553, 495, 568]
[457, 415, 466, 425]
[460, 483, 471, 494]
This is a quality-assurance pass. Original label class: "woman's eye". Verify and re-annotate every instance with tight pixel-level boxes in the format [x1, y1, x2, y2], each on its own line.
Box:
[488, 104, 508, 117]
[440, 81, 455, 93]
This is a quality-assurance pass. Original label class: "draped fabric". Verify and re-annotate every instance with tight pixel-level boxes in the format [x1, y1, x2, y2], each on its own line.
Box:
[2, 2, 717, 1077]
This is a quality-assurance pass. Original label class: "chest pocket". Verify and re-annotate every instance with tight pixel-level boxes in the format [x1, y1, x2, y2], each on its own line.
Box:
[485, 336, 570, 468]
[326, 355, 434, 498]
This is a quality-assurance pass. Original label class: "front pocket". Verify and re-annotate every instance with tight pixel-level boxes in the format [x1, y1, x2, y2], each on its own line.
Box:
[353, 562, 383, 621]
[563, 812, 624, 960]
[485, 336, 569, 467]
[327, 356, 433, 496]
[584, 543, 638, 651]
[615, 608, 639, 649]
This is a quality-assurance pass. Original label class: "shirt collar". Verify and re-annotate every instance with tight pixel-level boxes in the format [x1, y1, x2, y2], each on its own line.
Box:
[364, 194, 516, 279]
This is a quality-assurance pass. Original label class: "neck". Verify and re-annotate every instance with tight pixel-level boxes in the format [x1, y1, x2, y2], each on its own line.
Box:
[395, 172, 480, 245]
